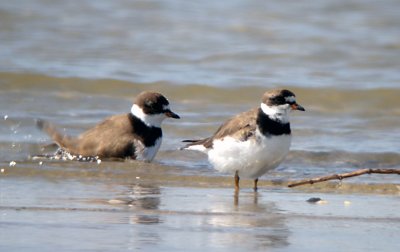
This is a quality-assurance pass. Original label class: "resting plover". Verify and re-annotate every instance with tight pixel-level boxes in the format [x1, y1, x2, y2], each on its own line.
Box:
[37, 91, 180, 162]
[183, 89, 304, 191]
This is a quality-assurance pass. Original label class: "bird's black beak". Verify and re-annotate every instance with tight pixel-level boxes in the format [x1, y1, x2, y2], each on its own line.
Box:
[291, 103, 305, 111]
[165, 110, 180, 119]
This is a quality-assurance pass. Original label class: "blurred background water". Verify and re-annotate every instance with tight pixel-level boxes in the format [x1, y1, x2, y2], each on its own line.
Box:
[1, 1, 400, 251]
[1, 0, 400, 88]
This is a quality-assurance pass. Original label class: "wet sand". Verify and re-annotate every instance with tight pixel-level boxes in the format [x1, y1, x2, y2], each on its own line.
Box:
[1, 160, 399, 252]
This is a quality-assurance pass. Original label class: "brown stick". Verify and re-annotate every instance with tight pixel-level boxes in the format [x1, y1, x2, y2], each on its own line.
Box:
[288, 168, 400, 188]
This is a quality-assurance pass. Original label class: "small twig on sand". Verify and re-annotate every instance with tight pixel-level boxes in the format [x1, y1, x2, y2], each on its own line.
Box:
[288, 168, 400, 188]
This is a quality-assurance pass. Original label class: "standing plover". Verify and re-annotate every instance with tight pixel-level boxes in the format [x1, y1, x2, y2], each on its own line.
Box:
[37, 91, 180, 162]
[183, 89, 304, 191]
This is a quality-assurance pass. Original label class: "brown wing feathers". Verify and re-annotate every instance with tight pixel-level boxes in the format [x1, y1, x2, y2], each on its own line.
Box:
[183, 108, 258, 149]
[36, 115, 137, 158]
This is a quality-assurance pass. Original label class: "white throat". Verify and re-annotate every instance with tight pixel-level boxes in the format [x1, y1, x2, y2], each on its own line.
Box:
[131, 104, 166, 128]
[260, 103, 290, 124]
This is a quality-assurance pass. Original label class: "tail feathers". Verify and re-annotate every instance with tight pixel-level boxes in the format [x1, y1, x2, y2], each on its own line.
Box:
[182, 139, 203, 148]
[182, 139, 201, 143]
[36, 119, 75, 150]
[181, 138, 209, 152]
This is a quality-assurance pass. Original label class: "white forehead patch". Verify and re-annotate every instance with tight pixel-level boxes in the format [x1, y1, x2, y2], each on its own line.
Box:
[285, 96, 296, 103]
[163, 104, 170, 111]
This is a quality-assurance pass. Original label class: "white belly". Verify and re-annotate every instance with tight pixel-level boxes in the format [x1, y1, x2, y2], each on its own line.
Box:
[208, 132, 291, 179]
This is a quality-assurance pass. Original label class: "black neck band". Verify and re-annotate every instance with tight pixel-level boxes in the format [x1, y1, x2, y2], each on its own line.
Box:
[256, 109, 291, 136]
[128, 113, 162, 147]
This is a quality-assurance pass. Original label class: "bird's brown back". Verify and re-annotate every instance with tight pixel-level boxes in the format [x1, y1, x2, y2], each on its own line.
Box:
[184, 108, 258, 149]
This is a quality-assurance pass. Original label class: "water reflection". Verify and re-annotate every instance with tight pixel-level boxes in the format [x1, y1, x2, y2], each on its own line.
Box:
[234, 190, 259, 206]
[205, 190, 289, 249]
[126, 184, 161, 211]
[109, 183, 162, 225]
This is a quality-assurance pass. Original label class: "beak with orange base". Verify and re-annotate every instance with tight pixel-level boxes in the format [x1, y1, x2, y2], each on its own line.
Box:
[291, 103, 305, 111]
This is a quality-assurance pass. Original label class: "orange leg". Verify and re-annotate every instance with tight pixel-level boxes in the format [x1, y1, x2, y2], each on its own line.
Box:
[234, 170, 240, 191]
[253, 178, 259, 192]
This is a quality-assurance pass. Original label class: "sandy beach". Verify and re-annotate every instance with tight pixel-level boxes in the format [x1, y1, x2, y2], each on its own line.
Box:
[1, 160, 400, 251]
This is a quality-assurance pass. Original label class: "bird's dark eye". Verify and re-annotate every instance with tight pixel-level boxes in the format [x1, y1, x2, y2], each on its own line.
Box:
[270, 96, 286, 105]
[145, 100, 154, 108]
[145, 99, 170, 114]
[143, 100, 159, 113]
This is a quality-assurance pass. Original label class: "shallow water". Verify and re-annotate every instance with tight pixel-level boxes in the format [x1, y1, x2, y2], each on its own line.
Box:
[1, 73, 399, 182]
[1, 0, 400, 251]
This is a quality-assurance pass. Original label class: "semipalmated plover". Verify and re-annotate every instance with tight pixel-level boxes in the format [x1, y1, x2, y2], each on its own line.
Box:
[183, 89, 304, 191]
[37, 91, 180, 162]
